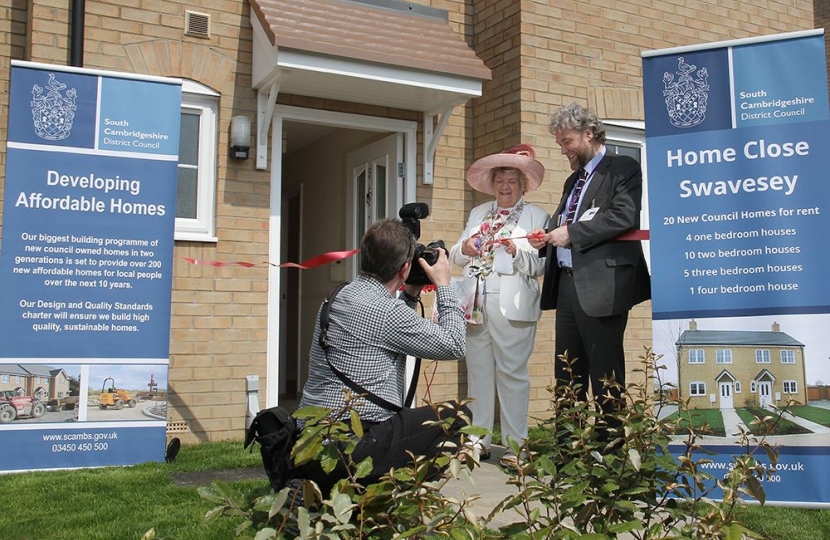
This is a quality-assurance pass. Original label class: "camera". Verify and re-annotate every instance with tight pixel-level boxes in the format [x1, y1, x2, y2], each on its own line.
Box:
[399, 202, 446, 286]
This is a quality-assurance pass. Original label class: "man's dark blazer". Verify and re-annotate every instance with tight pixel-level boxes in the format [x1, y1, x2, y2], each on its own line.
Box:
[540, 151, 651, 317]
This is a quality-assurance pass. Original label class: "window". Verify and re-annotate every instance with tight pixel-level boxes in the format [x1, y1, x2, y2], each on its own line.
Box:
[716, 349, 732, 364]
[783, 380, 798, 394]
[688, 349, 704, 364]
[689, 382, 706, 396]
[176, 80, 218, 242]
[1, 374, 8, 383]
[735, 381, 742, 393]
[604, 122, 650, 271]
[781, 350, 795, 364]
[606, 141, 642, 161]
[756, 349, 771, 363]
[750, 381, 757, 393]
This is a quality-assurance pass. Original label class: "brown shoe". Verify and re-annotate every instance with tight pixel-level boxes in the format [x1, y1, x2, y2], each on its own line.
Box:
[499, 450, 526, 467]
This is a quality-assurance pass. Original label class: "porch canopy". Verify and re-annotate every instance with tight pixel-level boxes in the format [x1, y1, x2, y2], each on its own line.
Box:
[249, 0, 491, 171]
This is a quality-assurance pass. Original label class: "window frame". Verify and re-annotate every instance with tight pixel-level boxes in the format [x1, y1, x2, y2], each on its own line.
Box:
[783, 380, 798, 394]
[688, 348, 705, 364]
[689, 381, 706, 396]
[780, 349, 795, 364]
[175, 80, 219, 242]
[604, 122, 649, 270]
[716, 349, 732, 364]
[756, 349, 771, 364]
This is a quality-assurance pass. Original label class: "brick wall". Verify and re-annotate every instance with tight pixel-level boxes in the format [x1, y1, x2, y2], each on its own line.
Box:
[0, 0, 30, 243]
[815, 0, 830, 92]
[1, 0, 818, 444]
[455, 0, 814, 425]
[538, 0, 811, 411]
[19, 0, 267, 442]
[411, 0, 480, 403]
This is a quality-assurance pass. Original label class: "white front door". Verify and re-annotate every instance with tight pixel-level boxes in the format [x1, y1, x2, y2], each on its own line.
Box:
[346, 133, 420, 398]
[719, 382, 733, 409]
[758, 381, 772, 408]
[268, 106, 417, 408]
[346, 133, 403, 280]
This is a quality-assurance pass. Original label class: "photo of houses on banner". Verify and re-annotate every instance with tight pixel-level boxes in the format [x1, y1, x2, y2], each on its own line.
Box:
[0, 363, 167, 424]
[652, 314, 830, 444]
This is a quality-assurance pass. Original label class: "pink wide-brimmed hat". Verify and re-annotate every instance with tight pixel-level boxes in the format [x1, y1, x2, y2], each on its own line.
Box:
[466, 143, 545, 195]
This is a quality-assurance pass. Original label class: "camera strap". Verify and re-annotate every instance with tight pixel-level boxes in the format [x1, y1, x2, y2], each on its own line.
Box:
[318, 282, 420, 413]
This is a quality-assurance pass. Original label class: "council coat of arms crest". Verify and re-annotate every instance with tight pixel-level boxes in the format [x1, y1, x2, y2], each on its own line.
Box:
[31, 73, 77, 141]
[663, 56, 709, 128]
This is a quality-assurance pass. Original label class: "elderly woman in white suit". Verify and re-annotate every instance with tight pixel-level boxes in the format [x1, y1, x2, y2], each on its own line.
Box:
[449, 144, 548, 464]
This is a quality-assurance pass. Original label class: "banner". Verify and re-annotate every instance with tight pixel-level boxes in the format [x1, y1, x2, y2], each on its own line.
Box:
[643, 30, 830, 506]
[0, 62, 181, 471]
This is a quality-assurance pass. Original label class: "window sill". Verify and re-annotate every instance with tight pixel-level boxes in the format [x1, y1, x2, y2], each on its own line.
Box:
[174, 231, 219, 243]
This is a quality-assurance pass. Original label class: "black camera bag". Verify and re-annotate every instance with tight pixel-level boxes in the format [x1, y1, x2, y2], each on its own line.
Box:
[244, 406, 298, 491]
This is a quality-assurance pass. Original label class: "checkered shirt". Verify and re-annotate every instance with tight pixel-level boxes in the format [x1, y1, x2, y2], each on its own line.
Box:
[298, 275, 466, 424]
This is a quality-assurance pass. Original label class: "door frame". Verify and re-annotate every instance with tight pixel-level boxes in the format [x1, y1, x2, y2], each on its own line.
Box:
[718, 381, 733, 409]
[266, 106, 417, 407]
[758, 381, 772, 409]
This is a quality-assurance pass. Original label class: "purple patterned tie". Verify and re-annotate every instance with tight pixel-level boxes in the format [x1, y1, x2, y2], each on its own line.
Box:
[564, 168, 588, 224]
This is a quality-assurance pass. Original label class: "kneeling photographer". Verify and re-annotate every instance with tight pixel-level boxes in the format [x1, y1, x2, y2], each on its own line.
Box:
[295, 210, 469, 494]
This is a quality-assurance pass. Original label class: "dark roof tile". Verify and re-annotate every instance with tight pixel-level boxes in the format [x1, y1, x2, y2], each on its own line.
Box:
[677, 330, 804, 347]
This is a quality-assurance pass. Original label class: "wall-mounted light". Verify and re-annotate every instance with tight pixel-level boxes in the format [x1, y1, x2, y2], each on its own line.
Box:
[230, 115, 251, 159]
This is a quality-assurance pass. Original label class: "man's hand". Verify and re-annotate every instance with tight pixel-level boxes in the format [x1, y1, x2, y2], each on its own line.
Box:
[528, 228, 548, 250]
[421, 246, 451, 287]
[548, 225, 570, 247]
[528, 226, 570, 249]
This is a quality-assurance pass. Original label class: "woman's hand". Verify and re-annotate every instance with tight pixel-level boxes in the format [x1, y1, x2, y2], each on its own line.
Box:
[499, 238, 517, 256]
[460, 236, 481, 258]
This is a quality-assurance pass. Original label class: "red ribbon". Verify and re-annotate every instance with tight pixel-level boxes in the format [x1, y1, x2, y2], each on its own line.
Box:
[495, 230, 649, 245]
[182, 248, 360, 270]
[615, 229, 650, 241]
[182, 229, 649, 270]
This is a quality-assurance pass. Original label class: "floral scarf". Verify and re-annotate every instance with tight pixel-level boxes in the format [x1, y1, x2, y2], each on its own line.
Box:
[468, 199, 526, 278]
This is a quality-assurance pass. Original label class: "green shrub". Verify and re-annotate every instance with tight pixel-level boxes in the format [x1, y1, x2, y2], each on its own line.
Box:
[200, 394, 484, 539]
[199, 348, 784, 539]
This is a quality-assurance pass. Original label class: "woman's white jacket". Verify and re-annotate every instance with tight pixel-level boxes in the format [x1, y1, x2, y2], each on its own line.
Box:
[449, 201, 549, 323]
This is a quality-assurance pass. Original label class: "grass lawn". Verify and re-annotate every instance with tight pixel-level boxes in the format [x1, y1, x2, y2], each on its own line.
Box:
[0, 440, 266, 540]
[2, 438, 830, 539]
[786, 405, 830, 426]
[666, 407, 727, 436]
[742, 504, 830, 539]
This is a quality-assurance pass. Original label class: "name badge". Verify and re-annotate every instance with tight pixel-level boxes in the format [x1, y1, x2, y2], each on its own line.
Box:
[579, 207, 599, 222]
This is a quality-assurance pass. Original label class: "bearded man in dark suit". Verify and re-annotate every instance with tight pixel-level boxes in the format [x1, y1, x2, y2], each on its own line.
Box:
[529, 102, 651, 434]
